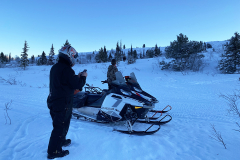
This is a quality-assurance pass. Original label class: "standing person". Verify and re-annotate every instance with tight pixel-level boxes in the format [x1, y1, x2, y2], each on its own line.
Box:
[107, 59, 118, 90]
[47, 45, 87, 159]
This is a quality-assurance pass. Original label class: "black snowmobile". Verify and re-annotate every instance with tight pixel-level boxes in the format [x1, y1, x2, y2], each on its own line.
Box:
[72, 71, 172, 135]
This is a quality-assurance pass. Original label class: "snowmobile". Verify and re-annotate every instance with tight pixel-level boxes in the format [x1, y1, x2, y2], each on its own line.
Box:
[72, 71, 172, 135]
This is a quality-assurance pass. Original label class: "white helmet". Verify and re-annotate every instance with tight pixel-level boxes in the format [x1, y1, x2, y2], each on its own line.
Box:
[58, 45, 78, 66]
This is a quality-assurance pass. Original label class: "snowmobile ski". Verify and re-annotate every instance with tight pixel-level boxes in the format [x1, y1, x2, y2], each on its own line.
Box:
[113, 119, 161, 135]
[144, 105, 172, 120]
[137, 114, 172, 125]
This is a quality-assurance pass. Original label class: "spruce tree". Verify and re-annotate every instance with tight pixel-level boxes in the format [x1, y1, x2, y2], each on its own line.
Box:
[108, 52, 113, 62]
[120, 40, 122, 52]
[63, 40, 71, 46]
[31, 55, 35, 64]
[206, 43, 212, 48]
[142, 45, 146, 58]
[204, 42, 207, 51]
[20, 41, 29, 70]
[98, 46, 108, 62]
[41, 51, 48, 65]
[146, 49, 154, 58]
[9, 53, 11, 62]
[164, 33, 189, 67]
[48, 44, 55, 65]
[123, 53, 126, 61]
[127, 45, 137, 64]
[103, 46, 108, 62]
[154, 44, 162, 57]
[219, 32, 240, 73]
[0, 52, 4, 63]
[5, 55, 8, 62]
[95, 53, 101, 63]
[164, 34, 205, 71]
[133, 50, 137, 59]
[140, 52, 143, 59]
[115, 42, 121, 63]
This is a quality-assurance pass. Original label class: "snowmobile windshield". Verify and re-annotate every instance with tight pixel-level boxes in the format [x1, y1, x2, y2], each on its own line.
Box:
[112, 71, 131, 91]
[129, 72, 138, 84]
[112, 71, 127, 86]
[128, 72, 142, 90]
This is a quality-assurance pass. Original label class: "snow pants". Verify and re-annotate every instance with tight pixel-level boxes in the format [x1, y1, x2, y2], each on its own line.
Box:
[47, 96, 73, 154]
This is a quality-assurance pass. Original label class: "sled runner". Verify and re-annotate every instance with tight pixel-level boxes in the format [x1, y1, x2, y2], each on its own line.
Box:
[72, 71, 172, 135]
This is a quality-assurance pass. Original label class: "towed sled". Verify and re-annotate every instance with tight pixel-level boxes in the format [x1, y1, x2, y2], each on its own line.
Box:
[72, 71, 172, 135]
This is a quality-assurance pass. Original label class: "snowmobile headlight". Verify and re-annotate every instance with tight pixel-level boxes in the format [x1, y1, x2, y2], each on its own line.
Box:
[134, 87, 142, 93]
[120, 89, 132, 96]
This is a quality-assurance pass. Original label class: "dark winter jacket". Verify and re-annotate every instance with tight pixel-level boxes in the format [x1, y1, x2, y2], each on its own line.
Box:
[107, 65, 118, 84]
[47, 57, 86, 110]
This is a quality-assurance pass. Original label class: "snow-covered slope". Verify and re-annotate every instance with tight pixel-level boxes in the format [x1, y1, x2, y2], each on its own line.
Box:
[0, 41, 239, 160]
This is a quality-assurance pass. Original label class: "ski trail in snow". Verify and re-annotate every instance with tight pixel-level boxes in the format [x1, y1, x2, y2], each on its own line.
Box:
[0, 114, 49, 160]
[0, 116, 36, 159]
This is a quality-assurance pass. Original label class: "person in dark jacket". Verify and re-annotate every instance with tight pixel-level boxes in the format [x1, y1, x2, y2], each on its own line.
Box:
[107, 59, 118, 90]
[47, 45, 87, 159]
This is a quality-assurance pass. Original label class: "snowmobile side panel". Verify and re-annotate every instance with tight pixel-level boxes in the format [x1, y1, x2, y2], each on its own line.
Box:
[74, 107, 100, 118]
[97, 110, 121, 122]
[86, 93, 108, 108]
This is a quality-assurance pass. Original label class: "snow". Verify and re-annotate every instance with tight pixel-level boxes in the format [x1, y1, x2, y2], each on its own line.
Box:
[0, 41, 240, 160]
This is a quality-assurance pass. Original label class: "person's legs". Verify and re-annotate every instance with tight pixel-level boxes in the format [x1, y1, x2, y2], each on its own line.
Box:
[61, 97, 73, 146]
[47, 110, 66, 154]
[61, 108, 72, 141]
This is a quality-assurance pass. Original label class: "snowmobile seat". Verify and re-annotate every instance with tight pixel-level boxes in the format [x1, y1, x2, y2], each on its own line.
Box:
[102, 89, 109, 92]
[85, 94, 102, 105]
[73, 92, 88, 108]
[85, 92, 108, 108]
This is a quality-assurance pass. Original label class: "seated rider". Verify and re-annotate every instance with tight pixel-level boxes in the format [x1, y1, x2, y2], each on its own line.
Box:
[107, 59, 118, 90]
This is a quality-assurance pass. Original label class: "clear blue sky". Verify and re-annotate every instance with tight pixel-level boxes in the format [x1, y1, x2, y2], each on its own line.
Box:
[0, 0, 239, 58]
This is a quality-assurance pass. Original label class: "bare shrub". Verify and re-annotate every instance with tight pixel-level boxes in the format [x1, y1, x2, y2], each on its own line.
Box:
[220, 92, 240, 118]
[220, 91, 240, 132]
[18, 80, 27, 87]
[133, 67, 140, 71]
[233, 122, 240, 132]
[4, 100, 12, 125]
[0, 76, 17, 85]
[209, 124, 227, 149]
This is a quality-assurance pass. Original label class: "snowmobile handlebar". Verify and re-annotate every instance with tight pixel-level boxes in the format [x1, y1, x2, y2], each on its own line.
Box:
[85, 83, 103, 94]
[101, 80, 108, 84]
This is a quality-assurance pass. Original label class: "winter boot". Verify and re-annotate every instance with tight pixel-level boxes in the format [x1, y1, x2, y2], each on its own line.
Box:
[62, 139, 71, 147]
[47, 150, 69, 159]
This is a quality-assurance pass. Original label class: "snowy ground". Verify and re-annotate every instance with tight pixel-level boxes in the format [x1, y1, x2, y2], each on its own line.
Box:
[0, 42, 240, 160]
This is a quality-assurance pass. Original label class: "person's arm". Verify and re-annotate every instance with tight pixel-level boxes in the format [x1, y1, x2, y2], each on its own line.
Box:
[65, 68, 86, 90]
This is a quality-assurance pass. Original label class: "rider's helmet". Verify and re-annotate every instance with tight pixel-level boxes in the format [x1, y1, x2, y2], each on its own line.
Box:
[111, 59, 116, 65]
[58, 45, 78, 66]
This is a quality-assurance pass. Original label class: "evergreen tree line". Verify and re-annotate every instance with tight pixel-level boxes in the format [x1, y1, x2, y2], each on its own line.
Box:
[2, 33, 240, 74]
[2, 39, 163, 68]
[12, 40, 70, 69]
[94, 41, 163, 64]
[0, 52, 13, 63]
